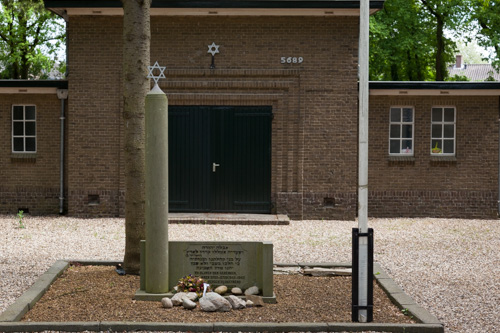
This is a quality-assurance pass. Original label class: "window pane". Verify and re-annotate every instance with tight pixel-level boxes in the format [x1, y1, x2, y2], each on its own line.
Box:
[390, 140, 400, 153]
[13, 106, 24, 120]
[402, 108, 413, 122]
[390, 125, 400, 138]
[432, 140, 442, 153]
[443, 140, 454, 154]
[432, 108, 442, 122]
[432, 124, 442, 138]
[402, 140, 412, 151]
[444, 125, 454, 138]
[402, 125, 412, 138]
[390, 108, 401, 122]
[13, 122, 24, 135]
[444, 108, 454, 122]
[25, 122, 36, 136]
[25, 106, 36, 120]
[25, 138, 36, 152]
[13, 138, 24, 152]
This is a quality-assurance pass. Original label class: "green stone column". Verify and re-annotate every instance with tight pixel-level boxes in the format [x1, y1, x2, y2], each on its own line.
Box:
[145, 84, 169, 293]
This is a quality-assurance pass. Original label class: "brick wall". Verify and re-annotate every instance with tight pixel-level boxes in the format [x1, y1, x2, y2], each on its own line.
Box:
[67, 16, 123, 217]
[0, 94, 65, 215]
[369, 95, 499, 218]
[67, 15, 360, 220]
[3, 17, 498, 220]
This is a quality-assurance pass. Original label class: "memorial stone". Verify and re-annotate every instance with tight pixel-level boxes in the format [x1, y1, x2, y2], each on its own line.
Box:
[136, 240, 275, 303]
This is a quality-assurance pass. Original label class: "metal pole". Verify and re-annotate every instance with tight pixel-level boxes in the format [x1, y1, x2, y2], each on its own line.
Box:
[358, 0, 370, 323]
[57, 89, 68, 214]
[498, 96, 500, 216]
[145, 83, 169, 293]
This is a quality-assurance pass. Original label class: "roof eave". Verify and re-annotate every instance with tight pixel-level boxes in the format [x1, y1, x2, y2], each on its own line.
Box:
[0, 80, 68, 94]
[44, 0, 386, 10]
[370, 81, 500, 96]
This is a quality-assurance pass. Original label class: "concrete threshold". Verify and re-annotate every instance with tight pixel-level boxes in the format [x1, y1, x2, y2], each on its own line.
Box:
[168, 213, 290, 225]
[0, 260, 444, 333]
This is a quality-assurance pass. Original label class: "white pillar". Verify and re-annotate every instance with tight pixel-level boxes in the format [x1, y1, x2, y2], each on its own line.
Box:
[358, 0, 370, 323]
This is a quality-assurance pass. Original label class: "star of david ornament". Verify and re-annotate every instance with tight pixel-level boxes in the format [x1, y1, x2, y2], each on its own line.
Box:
[147, 61, 166, 85]
[207, 42, 220, 56]
[207, 42, 220, 69]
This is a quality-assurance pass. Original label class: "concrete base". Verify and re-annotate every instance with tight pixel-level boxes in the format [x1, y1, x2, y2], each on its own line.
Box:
[134, 289, 277, 304]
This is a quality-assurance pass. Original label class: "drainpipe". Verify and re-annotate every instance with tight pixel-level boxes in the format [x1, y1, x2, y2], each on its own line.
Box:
[57, 89, 68, 214]
[498, 96, 500, 216]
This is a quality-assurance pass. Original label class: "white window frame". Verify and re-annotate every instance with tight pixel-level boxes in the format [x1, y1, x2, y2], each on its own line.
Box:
[12, 105, 37, 153]
[431, 106, 456, 156]
[389, 106, 414, 156]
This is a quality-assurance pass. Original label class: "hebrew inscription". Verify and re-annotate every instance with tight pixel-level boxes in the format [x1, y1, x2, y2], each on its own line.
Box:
[185, 244, 248, 286]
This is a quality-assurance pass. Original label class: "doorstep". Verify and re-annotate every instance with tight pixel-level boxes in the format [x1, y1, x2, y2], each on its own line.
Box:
[168, 213, 290, 225]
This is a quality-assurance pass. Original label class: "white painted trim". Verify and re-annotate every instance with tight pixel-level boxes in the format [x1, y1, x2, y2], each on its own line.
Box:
[65, 8, 378, 16]
[12, 105, 37, 154]
[370, 89, 500, 96]
[388, 106, 415, 157]
[0, 87, 59, 94]
[430, 106, 456, 156]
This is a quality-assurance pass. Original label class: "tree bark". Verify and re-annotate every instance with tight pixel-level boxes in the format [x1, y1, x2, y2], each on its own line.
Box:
[420, 0, 447, 81]
[435, 16, 446, 81]
[120, 0, 151, 274]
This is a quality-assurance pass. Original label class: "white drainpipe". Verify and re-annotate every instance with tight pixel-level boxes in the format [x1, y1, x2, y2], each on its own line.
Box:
[57, 89, 68, 214]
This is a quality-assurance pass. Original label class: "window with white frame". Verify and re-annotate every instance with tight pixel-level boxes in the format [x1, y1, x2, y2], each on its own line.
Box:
[12, 105, 36, 153]
[431, 107, 455, 155]
[389, 106, 414, 155]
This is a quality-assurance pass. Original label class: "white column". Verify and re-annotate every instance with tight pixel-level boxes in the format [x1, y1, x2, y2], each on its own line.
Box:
[358, 0, 370, 323]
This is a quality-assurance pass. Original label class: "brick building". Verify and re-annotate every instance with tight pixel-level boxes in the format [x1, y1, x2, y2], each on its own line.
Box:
[1, 0, 499, 219]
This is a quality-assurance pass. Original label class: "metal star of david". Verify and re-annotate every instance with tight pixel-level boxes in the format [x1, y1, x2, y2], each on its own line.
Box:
[207, 42, 220, 56]
[147, 61, 166, 85]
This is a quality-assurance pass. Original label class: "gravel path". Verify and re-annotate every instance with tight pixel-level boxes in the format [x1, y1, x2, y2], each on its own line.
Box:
[1, 215, 498, 333]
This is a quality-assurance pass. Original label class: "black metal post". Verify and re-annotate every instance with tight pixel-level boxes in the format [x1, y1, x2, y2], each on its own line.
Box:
[352, 227, 374, 322]
[210, 55, 216, 69]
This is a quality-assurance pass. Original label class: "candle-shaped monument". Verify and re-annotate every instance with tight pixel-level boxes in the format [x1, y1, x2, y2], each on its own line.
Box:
[145, 61, 169, 293]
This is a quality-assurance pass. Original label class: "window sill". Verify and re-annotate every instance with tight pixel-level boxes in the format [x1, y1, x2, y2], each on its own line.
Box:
[430, 155, 457, 162]
[388, 156, 415, 162]
[11, 153, 37, 163]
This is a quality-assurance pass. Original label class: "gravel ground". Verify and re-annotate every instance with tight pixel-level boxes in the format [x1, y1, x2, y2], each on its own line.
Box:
[1, 215, 499, 333]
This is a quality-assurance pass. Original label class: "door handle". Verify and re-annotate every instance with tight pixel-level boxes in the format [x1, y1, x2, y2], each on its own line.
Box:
[212, 163, 220, 172]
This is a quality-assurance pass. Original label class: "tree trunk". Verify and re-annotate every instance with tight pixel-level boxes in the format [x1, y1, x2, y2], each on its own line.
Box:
[390, 64, 399, 81]
[435, 17, 446, 81]
[121, 0, 151, 275]
[407, 51, 414, 81]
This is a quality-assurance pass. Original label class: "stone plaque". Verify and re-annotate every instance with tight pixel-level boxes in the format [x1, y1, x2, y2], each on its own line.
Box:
[138, 240, 274, 302]
[168, 241, 272, 293]
[184, 243, 248, 286]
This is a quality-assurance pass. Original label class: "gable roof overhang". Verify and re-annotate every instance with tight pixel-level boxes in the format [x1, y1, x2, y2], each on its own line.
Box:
[0, 80, 68, 94]
[44, 0, 385, 18]
[370, 81, 500, 96]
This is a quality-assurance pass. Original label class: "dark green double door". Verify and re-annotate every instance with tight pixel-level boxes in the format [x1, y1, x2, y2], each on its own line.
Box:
[169, 106, 272, 213]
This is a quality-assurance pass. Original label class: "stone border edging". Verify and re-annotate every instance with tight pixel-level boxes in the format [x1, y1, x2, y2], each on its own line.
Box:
[0, 260, 444, 333]
[0, 260, 68, 322]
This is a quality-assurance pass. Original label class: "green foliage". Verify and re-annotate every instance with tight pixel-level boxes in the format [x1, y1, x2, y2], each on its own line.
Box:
[370, 0, 437, 81]
[484, 73, 497, 81]
[0, 0, 65, 79]
[446, 74, 471, 81]
[370, 0, 468, 81]
[470, 0, 500, 71]
[454, 40, 489, 64]
[17, 210, 25, 229]
[176, 274, 210, 298]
